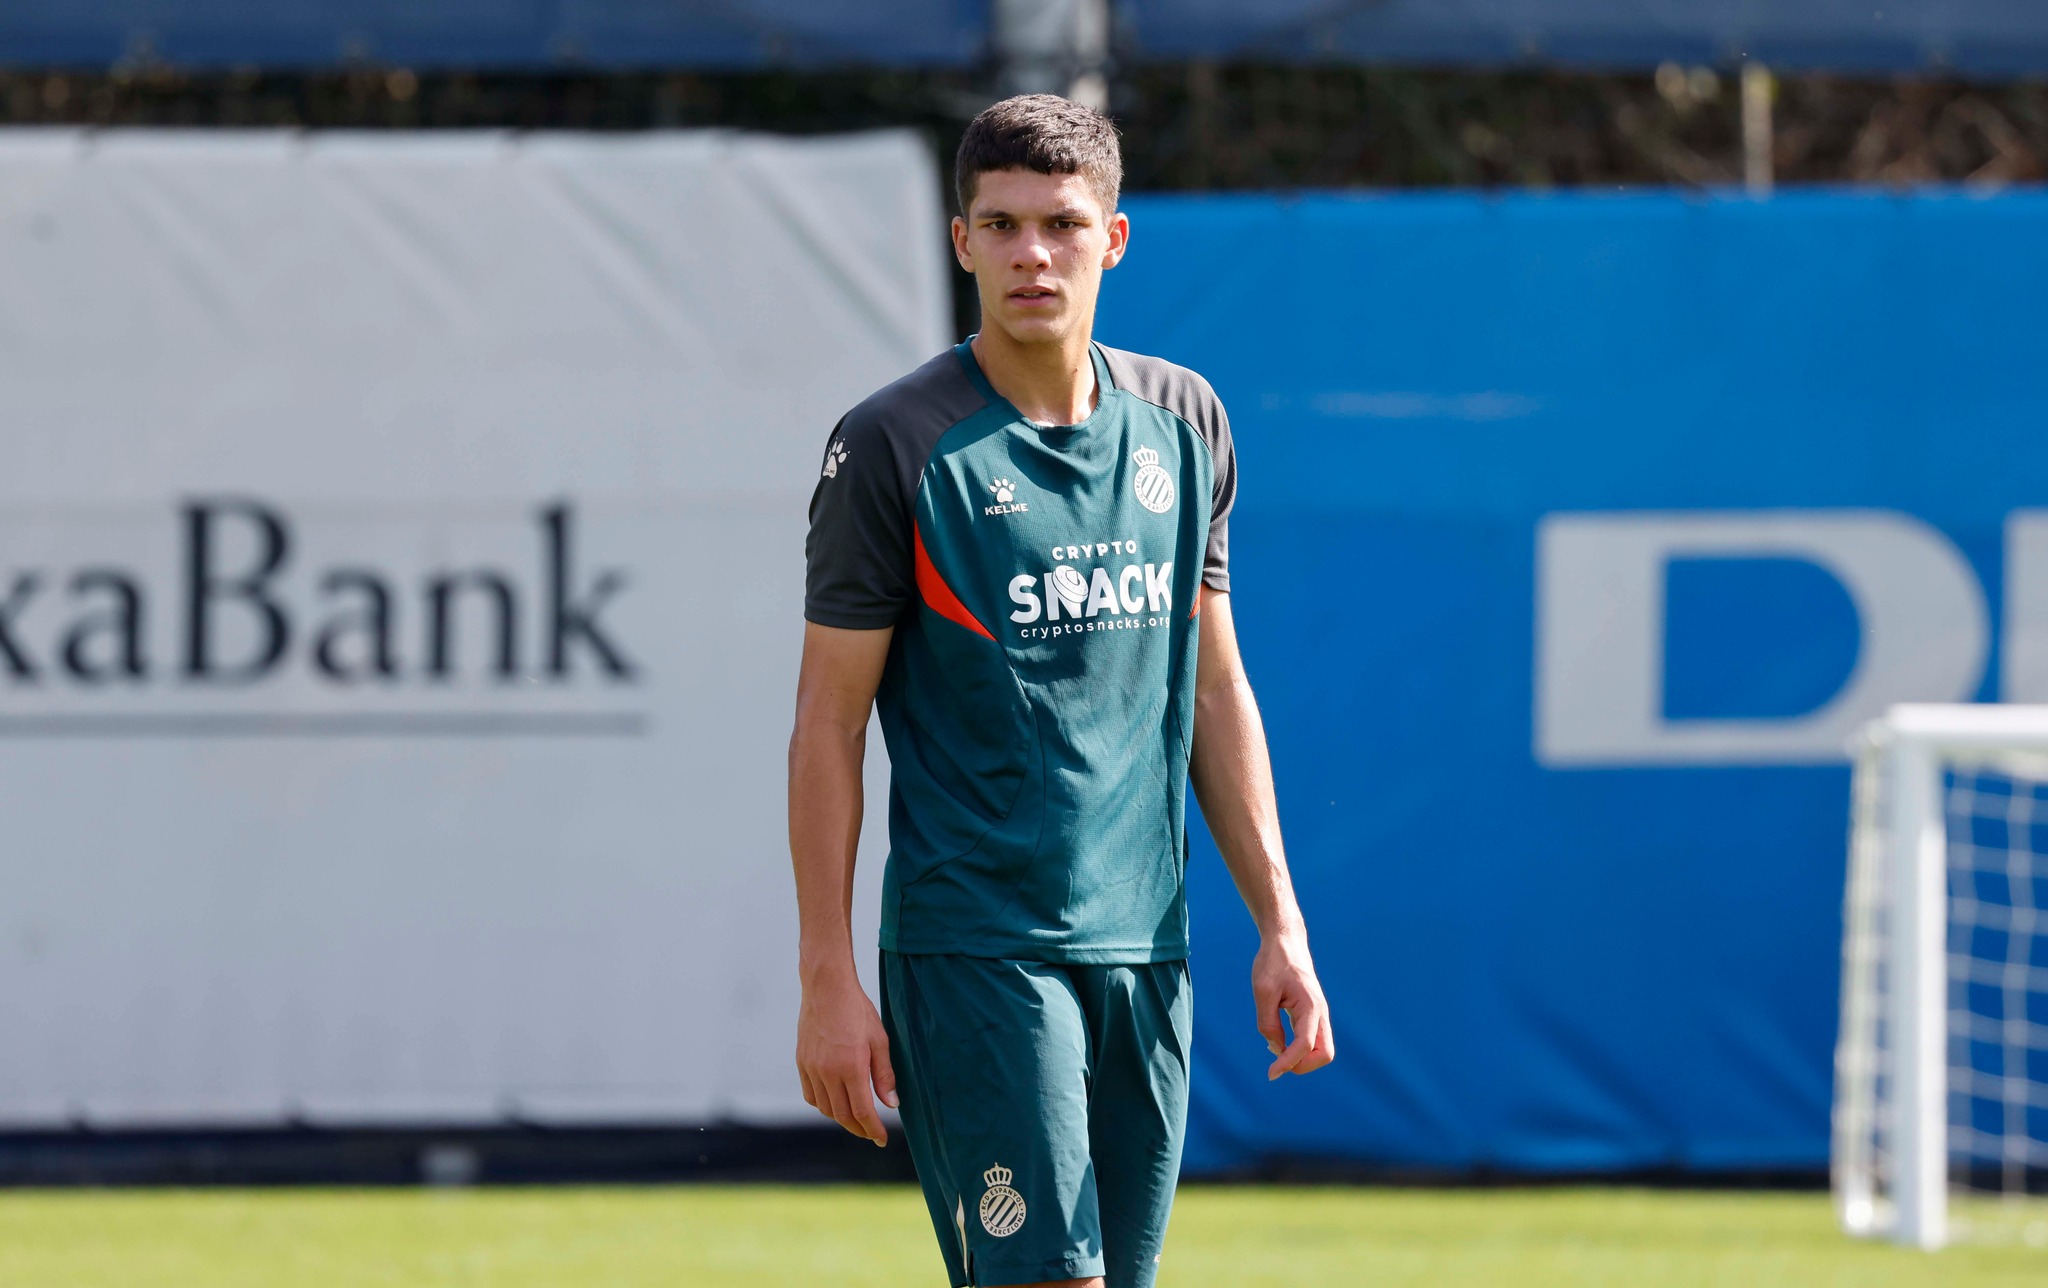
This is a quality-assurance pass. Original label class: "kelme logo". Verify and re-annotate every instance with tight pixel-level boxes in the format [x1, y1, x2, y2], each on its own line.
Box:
[983, 476, 1028, 518]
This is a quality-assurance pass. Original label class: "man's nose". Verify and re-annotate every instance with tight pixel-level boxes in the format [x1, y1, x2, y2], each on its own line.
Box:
[1012, 234, 1051, 270]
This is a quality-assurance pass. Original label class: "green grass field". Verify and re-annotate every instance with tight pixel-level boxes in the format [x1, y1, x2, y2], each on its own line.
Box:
[0, 1185, 2041, 1287]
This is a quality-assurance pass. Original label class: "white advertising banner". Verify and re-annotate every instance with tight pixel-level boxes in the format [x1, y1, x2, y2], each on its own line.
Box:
[0, 129, 948, 1125]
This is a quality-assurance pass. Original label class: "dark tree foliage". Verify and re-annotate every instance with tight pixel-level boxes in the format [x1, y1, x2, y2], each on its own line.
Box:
[1118, 64, 2048, 190]
[2, 63, 2043, 193]
[0, 68, 978, 136]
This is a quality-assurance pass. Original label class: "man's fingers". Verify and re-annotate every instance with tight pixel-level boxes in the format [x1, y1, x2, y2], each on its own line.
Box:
[1267, 1019, 1310, 1079]
[798, 1068, 818, 1110]
[818, 1067, 886, 1147]
[849, 1081, 888, 1148]
[1289, 1017, 1332, 1075]
[1255, 996, 1287, 1057]
[871, 1035, 901, 1111]
[1267, 1002, 1323, 1080]
[1309, 1013, 1337, 1070]
[1281, 1000, 1338, 1076]
[823, 1077, 862, 1139]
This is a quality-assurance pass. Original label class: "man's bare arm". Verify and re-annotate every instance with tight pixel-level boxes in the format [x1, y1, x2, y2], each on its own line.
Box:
[1188, 588, 1336, 1080]
[789, 621, 898, 1144]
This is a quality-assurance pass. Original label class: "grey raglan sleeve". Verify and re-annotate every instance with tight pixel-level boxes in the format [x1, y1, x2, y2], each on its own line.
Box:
[804, 416, 913, 629]
[1202, 394, 1237, 592]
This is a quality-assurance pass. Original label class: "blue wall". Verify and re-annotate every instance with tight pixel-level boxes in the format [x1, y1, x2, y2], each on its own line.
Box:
[1094, 188, 2048, 1174]
[10, 2, 2048, 75]
[0, 1, 986, 69]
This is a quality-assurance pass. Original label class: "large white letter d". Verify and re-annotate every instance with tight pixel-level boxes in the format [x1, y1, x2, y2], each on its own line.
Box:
[1536, 510, 1987, 766]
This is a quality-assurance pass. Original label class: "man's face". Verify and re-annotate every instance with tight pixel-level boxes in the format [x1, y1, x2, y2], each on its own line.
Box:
[952, 168, 1128, 347]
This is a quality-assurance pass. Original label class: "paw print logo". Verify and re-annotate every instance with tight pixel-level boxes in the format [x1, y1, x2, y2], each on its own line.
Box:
[822, 439, 849, 479]
[989, 478, 1015, 503]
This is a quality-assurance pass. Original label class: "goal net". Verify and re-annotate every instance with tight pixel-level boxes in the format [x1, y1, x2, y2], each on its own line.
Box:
[1836, 704, 2048, 1250]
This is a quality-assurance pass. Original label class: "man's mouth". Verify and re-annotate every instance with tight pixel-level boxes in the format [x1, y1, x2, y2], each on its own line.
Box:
[1009, 286, 1057, 303]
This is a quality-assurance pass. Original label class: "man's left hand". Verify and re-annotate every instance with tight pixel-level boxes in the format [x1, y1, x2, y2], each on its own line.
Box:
[1253, 932, 1335, 1080]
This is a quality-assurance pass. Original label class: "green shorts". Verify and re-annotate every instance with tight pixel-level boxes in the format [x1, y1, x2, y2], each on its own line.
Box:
[880, 951, 1192, 1288]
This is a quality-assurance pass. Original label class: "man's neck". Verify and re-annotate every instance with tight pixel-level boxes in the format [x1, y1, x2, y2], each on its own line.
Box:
[971, 327, 1098, 427]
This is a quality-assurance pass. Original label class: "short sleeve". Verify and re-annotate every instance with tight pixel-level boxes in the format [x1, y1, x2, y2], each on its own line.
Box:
[1202, 399, 1236, 592]
[1094, 344, 1238, 595]
[805, 417, 913, 629]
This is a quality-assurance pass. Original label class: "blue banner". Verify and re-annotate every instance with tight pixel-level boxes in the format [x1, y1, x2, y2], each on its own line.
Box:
[1122, 1, 2048, 78]
[0, 1, 985, 70]
[13, 1, 2044, 75]
[1094, 188, 2048, 1173]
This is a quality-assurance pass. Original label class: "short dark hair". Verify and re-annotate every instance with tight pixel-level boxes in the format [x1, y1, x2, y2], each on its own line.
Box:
[954, 94, 1122, 218]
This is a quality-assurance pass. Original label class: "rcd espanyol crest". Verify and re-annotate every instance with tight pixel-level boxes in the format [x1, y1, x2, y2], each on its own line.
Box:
[979, 1163, 1027, 1237]
[1131, 445, 1175, 513]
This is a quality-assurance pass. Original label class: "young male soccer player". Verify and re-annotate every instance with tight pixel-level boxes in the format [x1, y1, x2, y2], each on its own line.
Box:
[790, 95, 1334, 1288]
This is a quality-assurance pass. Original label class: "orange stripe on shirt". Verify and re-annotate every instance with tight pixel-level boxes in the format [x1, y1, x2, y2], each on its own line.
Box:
[914, 523, 995, 640]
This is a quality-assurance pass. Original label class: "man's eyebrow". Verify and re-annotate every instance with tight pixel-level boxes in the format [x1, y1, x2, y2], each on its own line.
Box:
[972, 206, 1093, 221]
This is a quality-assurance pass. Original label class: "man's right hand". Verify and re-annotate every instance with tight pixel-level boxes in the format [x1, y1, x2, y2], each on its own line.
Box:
[795, 968, 898, 1147]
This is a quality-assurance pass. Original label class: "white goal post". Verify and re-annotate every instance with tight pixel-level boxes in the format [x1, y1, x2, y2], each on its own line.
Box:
[1835, 704, 2048, 1250]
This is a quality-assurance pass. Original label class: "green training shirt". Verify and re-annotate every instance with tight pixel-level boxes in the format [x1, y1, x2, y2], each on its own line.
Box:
[805, 339, 1235, 963]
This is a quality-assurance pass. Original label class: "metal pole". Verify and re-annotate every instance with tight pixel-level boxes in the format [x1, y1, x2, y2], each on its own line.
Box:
[992, 0, 1110, 110]
[1887, 735, 1949, 1249]
[1835, 737, 1885, 1236]
[1742, 61, 1775, 197]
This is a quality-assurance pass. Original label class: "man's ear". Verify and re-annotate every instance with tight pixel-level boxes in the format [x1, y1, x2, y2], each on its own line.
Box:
[951, 215, 974, 273]
[1101, 211, 1130, 270]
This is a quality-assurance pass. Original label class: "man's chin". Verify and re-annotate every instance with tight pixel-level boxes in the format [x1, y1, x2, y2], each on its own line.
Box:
[985, 309, 1073, 345]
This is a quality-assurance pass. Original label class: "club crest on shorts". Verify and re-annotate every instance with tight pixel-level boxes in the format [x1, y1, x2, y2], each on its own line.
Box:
[978, 1163, 1027, 1237]
[1131, 446, 1175, 513]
